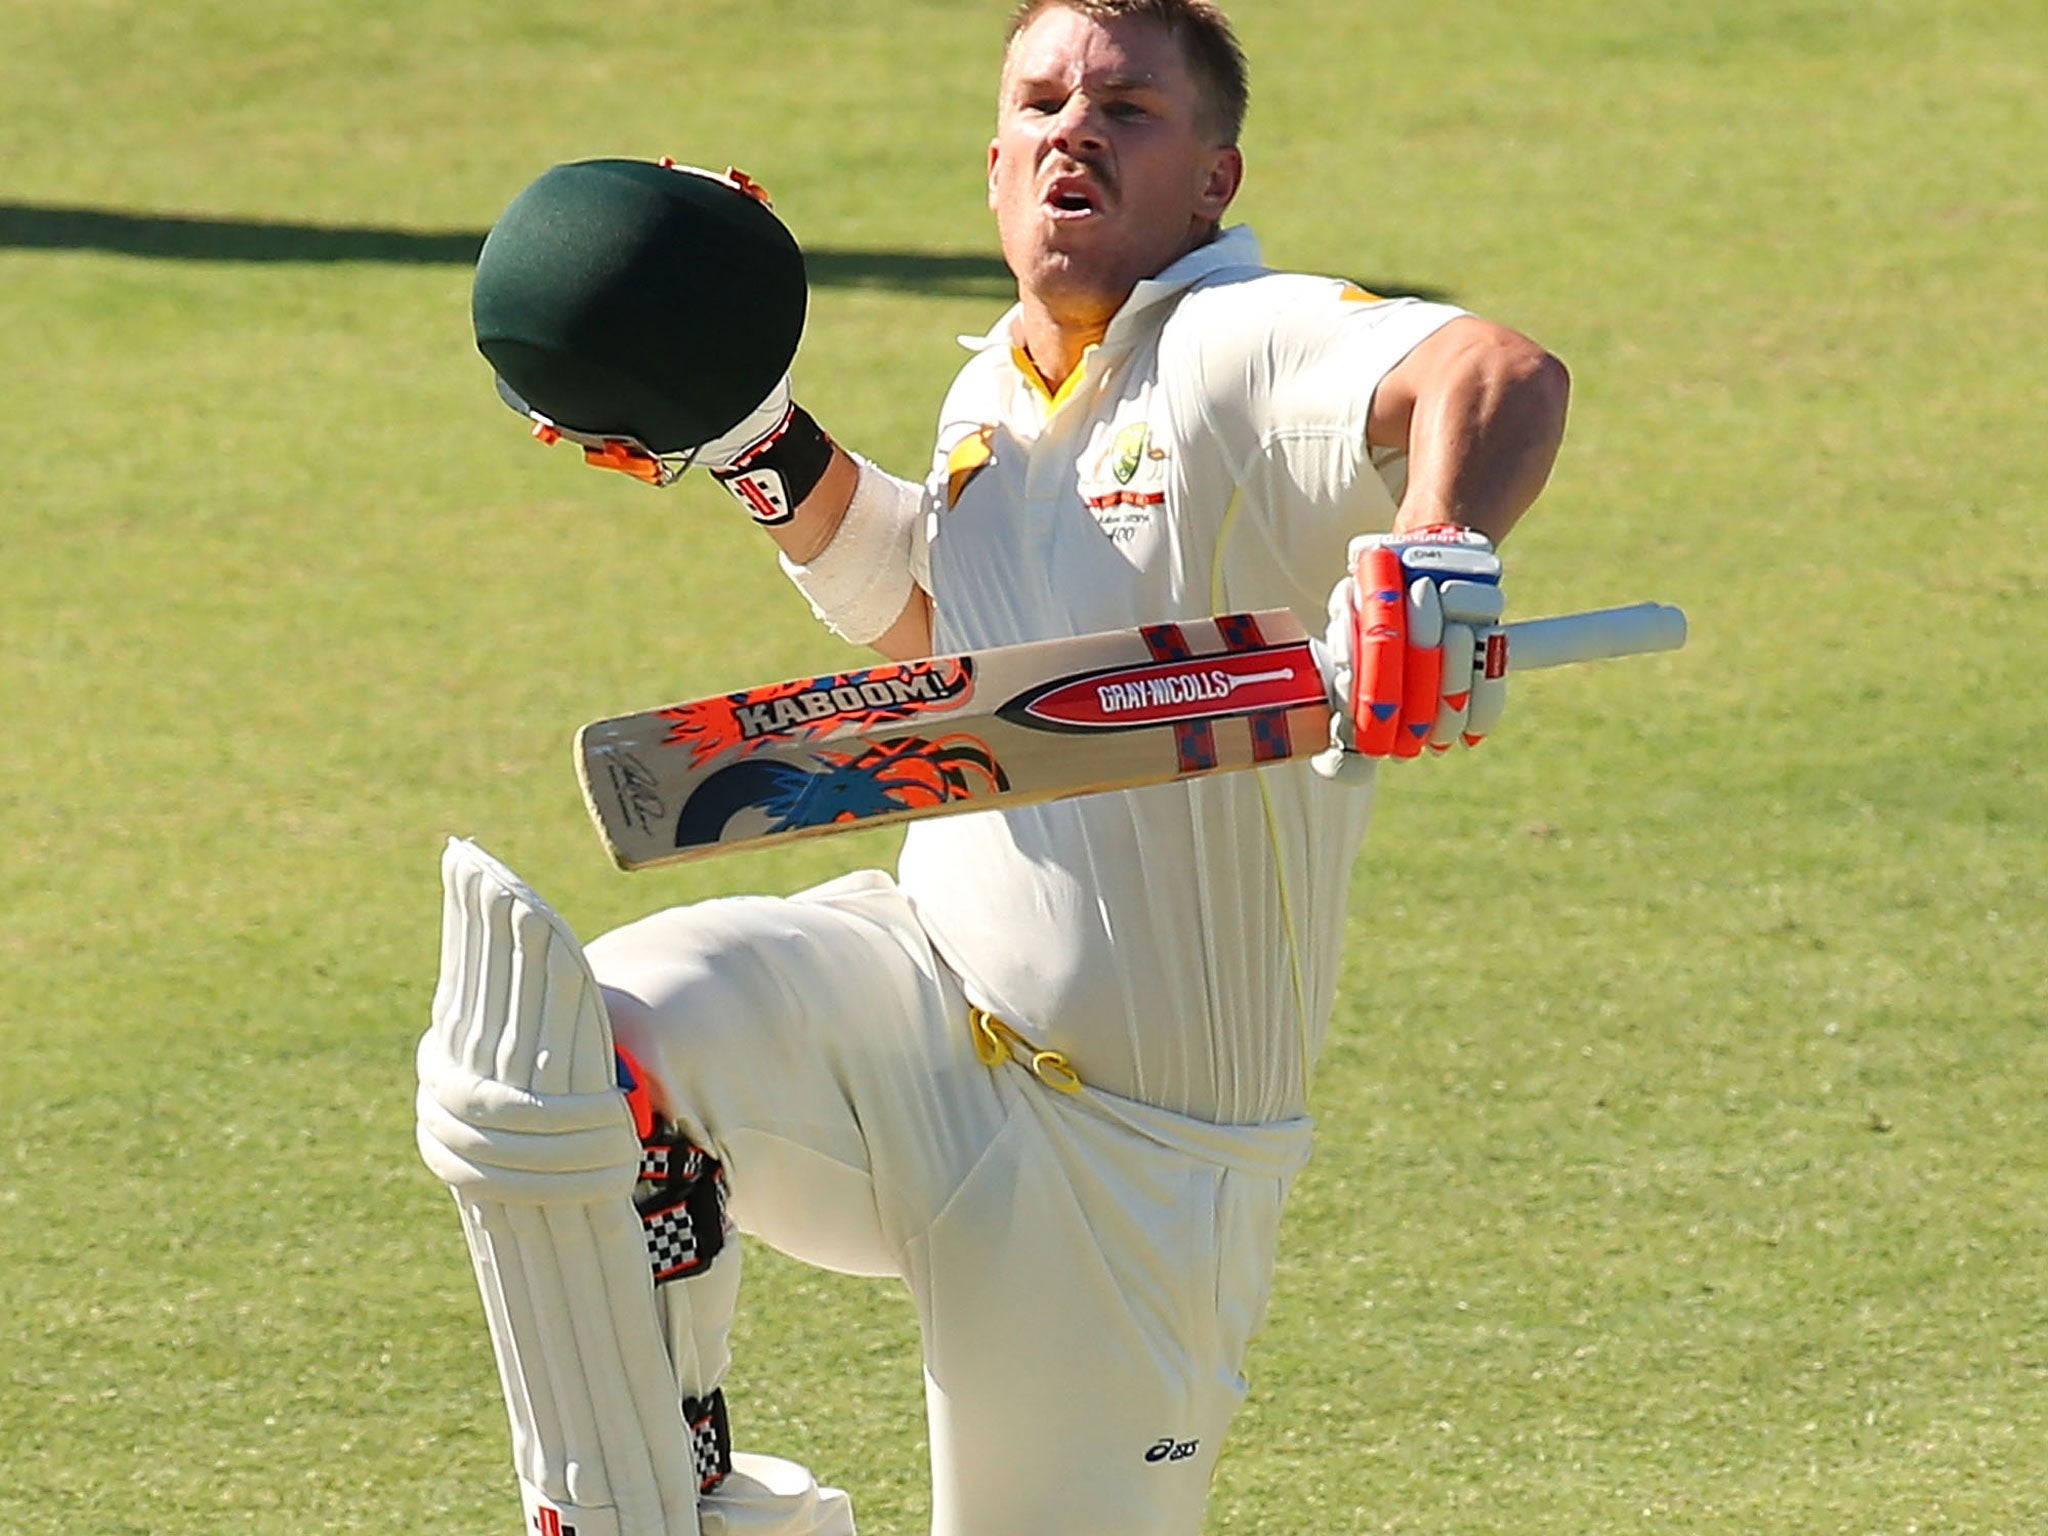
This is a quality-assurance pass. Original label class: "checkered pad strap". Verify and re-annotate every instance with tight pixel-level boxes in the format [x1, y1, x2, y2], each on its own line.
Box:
[683, 1389, 733, 1492]
[634, 1132, 729, 1285]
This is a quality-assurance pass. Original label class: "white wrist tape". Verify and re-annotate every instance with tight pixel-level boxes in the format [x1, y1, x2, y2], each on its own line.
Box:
[778, 455, 923, 645]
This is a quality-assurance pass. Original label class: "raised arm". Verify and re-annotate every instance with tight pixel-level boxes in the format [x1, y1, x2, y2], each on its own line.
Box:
[1314, 315, 1570, 776]
[759, 443, 933, 662]
[1365, 315, 1571, 545]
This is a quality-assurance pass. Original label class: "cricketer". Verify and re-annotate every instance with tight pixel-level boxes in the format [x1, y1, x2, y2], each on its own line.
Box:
[416, 2, 1571, 1531]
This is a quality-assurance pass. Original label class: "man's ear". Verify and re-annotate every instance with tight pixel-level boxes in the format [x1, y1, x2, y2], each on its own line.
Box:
[1197, 145, 1244, 221]
[988, 138, 1002, 211]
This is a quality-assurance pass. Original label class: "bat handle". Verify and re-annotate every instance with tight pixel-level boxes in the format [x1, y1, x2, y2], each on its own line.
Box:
[1500, 602, 1688, 671]
[1306, 600, 1686, 700]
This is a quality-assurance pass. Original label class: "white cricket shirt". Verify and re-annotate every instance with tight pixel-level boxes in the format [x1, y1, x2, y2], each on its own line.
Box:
[896, 226, 1463, 1125]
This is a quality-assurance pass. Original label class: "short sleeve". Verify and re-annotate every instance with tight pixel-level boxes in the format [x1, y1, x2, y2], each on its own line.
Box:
[1179, 278, 1465, 597]
[1259, 288, 1466, 494]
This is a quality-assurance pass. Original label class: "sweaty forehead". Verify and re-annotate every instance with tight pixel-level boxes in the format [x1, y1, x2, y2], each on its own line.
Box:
[1001, 8, 1186, 96]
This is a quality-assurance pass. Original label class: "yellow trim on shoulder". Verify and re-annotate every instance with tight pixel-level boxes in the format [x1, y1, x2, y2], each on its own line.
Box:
[945, 425, 996, 509]
[1338, 283, 1383, 304]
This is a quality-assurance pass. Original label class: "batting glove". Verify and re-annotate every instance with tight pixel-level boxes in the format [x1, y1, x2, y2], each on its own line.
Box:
[1312, 524, 1508, 781]
[691, 376, 838, 529]
[494, 366, 832, 526]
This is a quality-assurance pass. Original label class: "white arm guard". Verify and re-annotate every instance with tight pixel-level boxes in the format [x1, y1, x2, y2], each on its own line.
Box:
[777, 455, 926, 644]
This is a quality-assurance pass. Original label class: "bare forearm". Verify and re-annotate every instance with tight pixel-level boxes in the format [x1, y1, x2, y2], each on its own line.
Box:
[765, 444, 861, 563]
[1372, 318, 1571, 545]
[866, 587, 934, 660]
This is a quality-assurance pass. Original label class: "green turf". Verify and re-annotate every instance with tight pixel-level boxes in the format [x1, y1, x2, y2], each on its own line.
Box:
[2, 0, 2043, 1531]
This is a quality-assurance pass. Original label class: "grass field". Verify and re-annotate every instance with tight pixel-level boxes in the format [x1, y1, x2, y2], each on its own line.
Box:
[3, 1, 2043, 1531]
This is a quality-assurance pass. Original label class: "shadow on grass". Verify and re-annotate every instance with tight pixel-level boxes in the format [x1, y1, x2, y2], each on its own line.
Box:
[0, 201, 1450, 303]
[0, 201, 1016, 297]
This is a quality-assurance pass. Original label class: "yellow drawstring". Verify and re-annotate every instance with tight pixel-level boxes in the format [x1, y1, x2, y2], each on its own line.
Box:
[968, 1007, 1083, 1094]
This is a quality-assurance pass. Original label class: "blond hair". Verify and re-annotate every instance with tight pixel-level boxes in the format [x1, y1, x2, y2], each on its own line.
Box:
[1002, 0, 1249, 144]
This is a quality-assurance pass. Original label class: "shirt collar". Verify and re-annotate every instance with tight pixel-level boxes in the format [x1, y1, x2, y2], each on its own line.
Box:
[958, 224, 1265, 354]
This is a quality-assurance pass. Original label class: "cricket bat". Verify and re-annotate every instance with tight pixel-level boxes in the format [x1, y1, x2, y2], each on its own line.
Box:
[576, 602, 1686, 871]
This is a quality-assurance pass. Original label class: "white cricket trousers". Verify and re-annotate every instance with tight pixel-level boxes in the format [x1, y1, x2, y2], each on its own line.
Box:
[585, 869, 1312, 1536]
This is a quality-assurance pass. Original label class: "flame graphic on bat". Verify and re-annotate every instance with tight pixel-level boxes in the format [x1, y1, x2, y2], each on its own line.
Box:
[660, 657, 976, 765]
[673, 733, 1010, 850]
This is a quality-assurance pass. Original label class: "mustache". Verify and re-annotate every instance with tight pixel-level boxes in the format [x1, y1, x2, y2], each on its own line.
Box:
[1042, 155, 1115, 197]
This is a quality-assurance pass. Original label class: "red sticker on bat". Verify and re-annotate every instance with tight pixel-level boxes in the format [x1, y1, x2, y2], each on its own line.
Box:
[1002, 642, 1325, 732]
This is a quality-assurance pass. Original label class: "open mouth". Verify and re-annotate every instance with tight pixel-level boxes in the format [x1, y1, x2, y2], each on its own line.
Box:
[1043, 174, 1103, 217]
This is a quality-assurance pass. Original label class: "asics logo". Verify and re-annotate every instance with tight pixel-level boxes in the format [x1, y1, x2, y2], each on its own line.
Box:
[1145, 1436, 1200, 1464]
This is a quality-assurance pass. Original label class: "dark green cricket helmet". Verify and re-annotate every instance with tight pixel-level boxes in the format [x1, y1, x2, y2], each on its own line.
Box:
[472, 158, 806, 452]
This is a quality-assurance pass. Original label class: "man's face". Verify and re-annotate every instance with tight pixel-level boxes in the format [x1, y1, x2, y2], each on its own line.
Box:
[989, 7, 1242, 325]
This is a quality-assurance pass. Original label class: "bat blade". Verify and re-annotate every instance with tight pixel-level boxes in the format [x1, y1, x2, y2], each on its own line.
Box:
[576, 609, 1327, 870]
[575, 601, 1686, 871]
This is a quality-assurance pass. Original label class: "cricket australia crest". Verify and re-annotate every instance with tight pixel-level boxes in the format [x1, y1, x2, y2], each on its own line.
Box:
[1078, 414, 1169, 552]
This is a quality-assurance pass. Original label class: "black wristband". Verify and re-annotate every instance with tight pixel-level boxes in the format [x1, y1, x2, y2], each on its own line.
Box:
[709, 403, 834, 526]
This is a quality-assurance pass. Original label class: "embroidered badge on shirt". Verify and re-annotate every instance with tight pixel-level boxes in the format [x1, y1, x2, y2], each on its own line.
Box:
[1079, 418, 1168, 548]
[1109, 420, 1148, 485]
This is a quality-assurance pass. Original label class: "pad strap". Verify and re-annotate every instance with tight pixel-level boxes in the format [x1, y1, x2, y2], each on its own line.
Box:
[635, 1131, 729, 1284]
[634, 1124, 733, 1491]
[684, 1390, 734, 1493]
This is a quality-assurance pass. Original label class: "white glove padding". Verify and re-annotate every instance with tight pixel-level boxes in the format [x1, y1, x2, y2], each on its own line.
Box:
[691, 374, 793, 471]
[699, 376, 841, 528]
[1313, 524, 1507, 780]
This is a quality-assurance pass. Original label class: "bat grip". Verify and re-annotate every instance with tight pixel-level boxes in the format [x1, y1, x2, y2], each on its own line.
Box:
[1307, 600, 1686, 700]
[1500, 602, 1688, 671]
